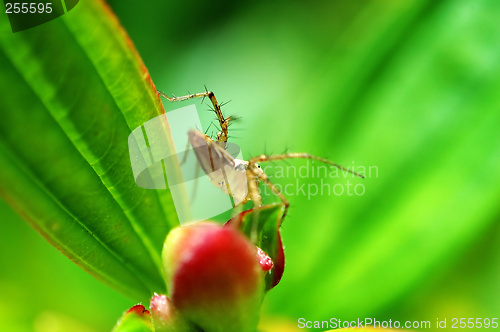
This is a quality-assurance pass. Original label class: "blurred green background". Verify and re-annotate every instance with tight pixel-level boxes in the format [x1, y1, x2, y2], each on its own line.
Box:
[1, 0, 499, 331]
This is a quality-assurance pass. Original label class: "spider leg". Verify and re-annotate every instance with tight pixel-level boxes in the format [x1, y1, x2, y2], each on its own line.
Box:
[249, 153, 364, 178]
[179, 137, 192, 165]
[249, 164, 290, 221]
[185, 160, 202, 205]
[246, 168, 262, 243]
[157, 89, 229, 147]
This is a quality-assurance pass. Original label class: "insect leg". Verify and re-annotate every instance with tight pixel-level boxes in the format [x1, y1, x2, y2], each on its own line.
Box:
[249, 153, 364, 178]
[179, 136, 192, 165]
[249, 164, 290, 221]
[246, 168, 263, 243]
[157, 89, 229, 146]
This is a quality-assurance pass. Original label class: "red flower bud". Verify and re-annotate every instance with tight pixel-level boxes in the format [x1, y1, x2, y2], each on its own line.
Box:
[162, 222, 265, 332]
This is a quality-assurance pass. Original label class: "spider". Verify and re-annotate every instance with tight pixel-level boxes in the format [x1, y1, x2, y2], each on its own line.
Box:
[157, 88, 364, 221]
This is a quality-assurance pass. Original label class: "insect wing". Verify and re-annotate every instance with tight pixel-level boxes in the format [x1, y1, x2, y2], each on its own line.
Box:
[224, 159, 249, 204]
[188, 130, 248, 204]
[188, 130, 233, 173]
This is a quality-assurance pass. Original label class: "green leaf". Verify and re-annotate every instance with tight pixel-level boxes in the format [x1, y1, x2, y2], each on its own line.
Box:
[0, 0, 180, 301]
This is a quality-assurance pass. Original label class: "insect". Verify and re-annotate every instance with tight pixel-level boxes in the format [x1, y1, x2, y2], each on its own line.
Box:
[157, 88, 364, 221]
